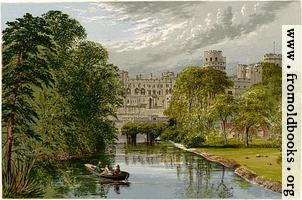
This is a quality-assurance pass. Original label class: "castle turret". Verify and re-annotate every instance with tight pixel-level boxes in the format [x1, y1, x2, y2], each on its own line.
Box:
[263, 53, 282, 67]
[119, 70, 129, 85]
[202, 50, 226, 71]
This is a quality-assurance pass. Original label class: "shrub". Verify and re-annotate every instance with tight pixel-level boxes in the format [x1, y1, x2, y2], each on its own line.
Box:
[183, 132, 206, 148]
[2, 159, 44, 198]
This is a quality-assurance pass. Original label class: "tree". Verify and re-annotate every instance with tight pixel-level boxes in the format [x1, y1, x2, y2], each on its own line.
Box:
[210, 94, 237, 144]
[121, 122, 139, 145]
[42, 10, 86, 50]
[164, 67, 233, 146]
[58, 41, 123, 150]
[2, 13, 57, 173]
[26, 11, 88, 156]
[235, 88, 270, 146]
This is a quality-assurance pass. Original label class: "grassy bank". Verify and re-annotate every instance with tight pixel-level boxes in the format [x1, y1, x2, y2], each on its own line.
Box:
[196, 147, 281, 182]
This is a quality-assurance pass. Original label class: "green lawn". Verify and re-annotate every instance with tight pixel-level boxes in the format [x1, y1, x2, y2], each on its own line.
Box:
[196, 147, 281, 182]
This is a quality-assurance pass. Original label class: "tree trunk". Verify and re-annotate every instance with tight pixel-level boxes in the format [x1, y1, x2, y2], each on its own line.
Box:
[222, 120, 227, 145]
[134, 134, 136, 146]
[245, 126, 250, 146]
[7, 95, 16, 174]
[146, 133, 149, 145]
[6, 51, 23, 173]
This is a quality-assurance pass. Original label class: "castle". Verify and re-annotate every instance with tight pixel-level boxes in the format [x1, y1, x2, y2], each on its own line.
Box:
[226, 52, 281, 95]
[116, 71, 176, 130]
[116, 50, 282, 129]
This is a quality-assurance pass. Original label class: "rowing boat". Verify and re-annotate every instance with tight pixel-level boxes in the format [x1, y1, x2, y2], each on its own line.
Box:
[84, 164, 130, 181]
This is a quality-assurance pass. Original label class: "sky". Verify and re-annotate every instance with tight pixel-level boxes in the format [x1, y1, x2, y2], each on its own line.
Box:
[1, 1, 301, 76]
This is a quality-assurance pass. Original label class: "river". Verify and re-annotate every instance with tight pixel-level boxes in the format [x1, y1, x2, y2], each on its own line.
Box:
[40, 143, 281, 198]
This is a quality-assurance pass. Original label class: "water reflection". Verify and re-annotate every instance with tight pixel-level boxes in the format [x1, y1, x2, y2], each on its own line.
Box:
[39, 143, 280, 198]
[122, 144, 234, 198]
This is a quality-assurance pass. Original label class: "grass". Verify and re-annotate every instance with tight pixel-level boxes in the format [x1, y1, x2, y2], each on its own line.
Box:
[196, 147, 281, 182]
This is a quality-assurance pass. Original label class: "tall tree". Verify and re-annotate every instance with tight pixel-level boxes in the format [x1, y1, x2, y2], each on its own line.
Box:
[210, 94, 237, 144]
[2, 13, 57, 173]
[26, 10, 87, 157]
[58, 41, 123, 151]
[42, 10, 86, 49]
[235, 88, 270, 146]
[165, 67, 233, 146]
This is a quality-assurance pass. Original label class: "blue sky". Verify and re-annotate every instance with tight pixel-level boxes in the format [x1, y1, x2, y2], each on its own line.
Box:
[1, 1, 301, 76]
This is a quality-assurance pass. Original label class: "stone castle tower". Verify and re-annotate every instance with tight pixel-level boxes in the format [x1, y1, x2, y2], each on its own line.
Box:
[202, 50, 226, 71]
[263, 53, 282, 67]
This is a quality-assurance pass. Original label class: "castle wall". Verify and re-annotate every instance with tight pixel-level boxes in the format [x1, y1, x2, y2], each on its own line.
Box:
[116, 71, 176, 131]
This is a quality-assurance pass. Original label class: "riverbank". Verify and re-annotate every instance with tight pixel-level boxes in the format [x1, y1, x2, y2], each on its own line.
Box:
[171, 141, 282, 193]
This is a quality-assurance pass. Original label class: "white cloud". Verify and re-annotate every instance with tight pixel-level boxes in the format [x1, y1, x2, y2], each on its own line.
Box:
[77, 1, 296, 74]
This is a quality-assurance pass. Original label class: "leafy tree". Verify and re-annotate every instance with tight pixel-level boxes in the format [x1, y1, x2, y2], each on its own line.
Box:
[22, 11, 88, 159]
[121, 122, 139, 145]
[249, 62, 281, 145]
[235, 88, 270, 146]
[58, 41, 123, 151]
[42, 10, 86, 50]
[164, 67, 233, 146]
[210, 94, 237, 144]
[2, 13, 57, 173]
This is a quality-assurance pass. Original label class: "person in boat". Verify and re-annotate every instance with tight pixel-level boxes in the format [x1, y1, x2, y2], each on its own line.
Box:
[96, 161, 102, 172]
[101, 164, 110, 175]
[113, 164, 121, 175]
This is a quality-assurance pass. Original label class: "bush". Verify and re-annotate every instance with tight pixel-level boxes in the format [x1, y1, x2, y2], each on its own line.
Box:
[2, 159, 44, 198]
[182, 132, 206, 148]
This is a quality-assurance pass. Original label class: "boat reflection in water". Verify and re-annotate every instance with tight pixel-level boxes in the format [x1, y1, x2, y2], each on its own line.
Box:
[99, 180, 130, 195]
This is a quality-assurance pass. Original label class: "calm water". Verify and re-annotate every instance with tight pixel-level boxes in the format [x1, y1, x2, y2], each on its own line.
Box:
[40, 143, 281, 198]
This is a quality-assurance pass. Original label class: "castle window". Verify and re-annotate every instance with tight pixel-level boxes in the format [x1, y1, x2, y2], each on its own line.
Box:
[135, 88, 140, 94]
[148, 90, 151, 95]
[210, 57, 212, 61]
[215, 57, 217, 61]
[141, 88, 145, 95]
[153, 90, 156, 95]
[127, 88, 131, 94]
[206, 58, 208, 61]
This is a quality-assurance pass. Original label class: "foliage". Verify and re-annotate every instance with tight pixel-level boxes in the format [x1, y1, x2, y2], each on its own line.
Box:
[209, 94, 237, 144]
[42, 10, 86, 49]
[164, 67, 233, 147]
[2, 13, 57, 173]
[2, 158, 43, 198]
[235, 88, 270, 146]
[56, 41, 123, 152]
[270, 103, 282, 149]
[121, 122, 140, 137]
[121, 122, 167, 138]
[2, 10, 123, 198]
[249, 62, 282, 147]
